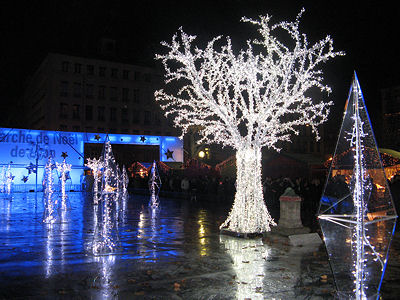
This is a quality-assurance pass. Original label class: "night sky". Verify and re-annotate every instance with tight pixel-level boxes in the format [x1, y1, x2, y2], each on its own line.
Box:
[1, 0, 399, 134]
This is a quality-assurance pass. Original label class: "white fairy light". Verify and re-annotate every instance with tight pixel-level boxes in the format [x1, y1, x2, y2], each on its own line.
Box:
[92, 140, 120, 254]
[56, 158, 72, 210]
[121, 165, 129, 192]
[43, 157, 58, 224]
[85, 157, 104, 205]
[318, 73, 398, 299]
[148, 161, 161, 210]
[5, 164, 14, 195]
[155, 9, 343, 233]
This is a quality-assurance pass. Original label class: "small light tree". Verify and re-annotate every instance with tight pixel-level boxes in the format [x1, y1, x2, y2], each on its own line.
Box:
[155, 10, 344, 234]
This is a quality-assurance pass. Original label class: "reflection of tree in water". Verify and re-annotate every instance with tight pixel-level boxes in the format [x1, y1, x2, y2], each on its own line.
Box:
[220, 235, 269, 299]
[93, 255, 116, 299]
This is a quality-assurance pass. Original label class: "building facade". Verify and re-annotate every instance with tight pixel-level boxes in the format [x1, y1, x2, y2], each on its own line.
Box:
[381, 85, 400, 150]
[23, 53, 178, 137]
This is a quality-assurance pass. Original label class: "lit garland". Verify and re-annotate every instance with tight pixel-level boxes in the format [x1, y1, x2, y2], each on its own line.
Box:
[121, 165, 129, 192]
[148, 161, 161, 210]
[85, 157, 104, 205]
[0, 166, 6, 193]
[92, 140, 120, 254]
[155, 9, 343, 233]
[43, 157, 58, 224]
[5, 163, 14, 195]
[56, 158, 72, 210]
[318, 73, 398, 299]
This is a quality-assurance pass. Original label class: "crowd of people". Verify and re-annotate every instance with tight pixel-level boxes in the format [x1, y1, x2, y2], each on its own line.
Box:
[130, 169, 325, 226]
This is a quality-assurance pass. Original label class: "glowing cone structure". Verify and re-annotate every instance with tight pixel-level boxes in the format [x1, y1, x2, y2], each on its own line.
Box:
[85, 157, 103, 204]
[148, 161, 161, 210]
[92, 140, 120, 254]
[56, 158, 71, 210]
[121, 165, 129, 192]
[5, 164, 14, 195]
[43, 157, 59, 224]
[318, 73, 397, 299]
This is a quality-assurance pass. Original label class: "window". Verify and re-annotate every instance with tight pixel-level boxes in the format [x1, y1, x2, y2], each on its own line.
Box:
[132, 109, 140, 124]
[111, 68, 118, 78]
[87, 65, 94, 75]
[61, 61, 69, 72]
[98, 85, 105, 99]
[59, 103, 68, 118]
[73, 82, 81, 97]
[110, 107, 117, 122]
[122, 88, 129, 102]
[60, 81, 68, 97]
[74, 63, 82, 73]
[72, 104, 80, 120]
[110, 87, 117, 101]
[97, 106, 105, 121]
[134, 71, 141, 81]
[121, 108, 128, 122]
[133, 89, 140, 103]
[86, 84, 94, 98]
[99, 66, 106, 77]
[123, 70, 129, 80]
[85, 105, 93, 121]
[144, 111, 151, 124]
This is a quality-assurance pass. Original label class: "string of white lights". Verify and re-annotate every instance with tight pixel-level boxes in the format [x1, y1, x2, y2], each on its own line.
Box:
[56, 158, 71, 210]
[155, 9, 343, 233]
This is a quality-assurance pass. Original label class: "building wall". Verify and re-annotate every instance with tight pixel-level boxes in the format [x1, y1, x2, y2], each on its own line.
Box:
[381, 85, 400, 150]
[24, 53, 178, 137]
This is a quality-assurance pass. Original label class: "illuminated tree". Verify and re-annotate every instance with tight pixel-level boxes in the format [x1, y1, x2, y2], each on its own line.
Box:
[155, 10, 343, 233]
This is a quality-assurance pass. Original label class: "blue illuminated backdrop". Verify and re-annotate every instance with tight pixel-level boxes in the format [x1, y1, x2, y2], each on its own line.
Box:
[0, 127, 183, 191]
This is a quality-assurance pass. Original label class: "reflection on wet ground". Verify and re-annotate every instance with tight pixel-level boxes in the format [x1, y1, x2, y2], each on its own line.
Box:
[0, 192, 399, 299]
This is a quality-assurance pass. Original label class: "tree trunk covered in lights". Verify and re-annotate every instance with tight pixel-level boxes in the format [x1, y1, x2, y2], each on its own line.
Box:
[221, 146, 275, 233]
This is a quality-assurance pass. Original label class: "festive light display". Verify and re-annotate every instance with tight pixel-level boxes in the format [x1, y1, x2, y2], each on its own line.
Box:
[0, 166, 6, 193]
[156, 9, 343, 233]
[121, 165, 129, 192]
[318, 73, 397, 299]
[5, 163, 14, 195]
[56, 158, 72, 210]
[85, 157, 104, 204]
[92, 140, 120, 254]
[148, 161, 161, 210]
[43, 157, 59, 224]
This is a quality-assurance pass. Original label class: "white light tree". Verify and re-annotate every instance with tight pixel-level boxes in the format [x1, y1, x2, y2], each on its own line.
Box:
[155, 10, 344, 234]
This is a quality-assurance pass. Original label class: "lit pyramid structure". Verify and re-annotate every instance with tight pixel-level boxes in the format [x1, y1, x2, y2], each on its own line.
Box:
[318, 72, 397, 299]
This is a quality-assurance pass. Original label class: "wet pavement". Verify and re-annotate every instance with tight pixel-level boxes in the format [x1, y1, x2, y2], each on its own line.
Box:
[0, 192, 399, 299]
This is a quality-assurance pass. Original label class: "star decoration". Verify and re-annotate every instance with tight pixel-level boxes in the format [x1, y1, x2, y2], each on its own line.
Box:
[94, 134, 101, 141]
[140, 136, 146, 143]
[26, 162, 37, 174]
[21, 175, 29, 183]
[61, 152, 68, 159]
[165, 149, 174, 160]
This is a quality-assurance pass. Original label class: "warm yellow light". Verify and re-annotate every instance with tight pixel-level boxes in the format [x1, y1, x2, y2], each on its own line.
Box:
[198, 151, 205, 158]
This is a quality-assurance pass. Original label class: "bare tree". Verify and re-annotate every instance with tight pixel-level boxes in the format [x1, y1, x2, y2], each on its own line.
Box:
[155, 9, 344, 233]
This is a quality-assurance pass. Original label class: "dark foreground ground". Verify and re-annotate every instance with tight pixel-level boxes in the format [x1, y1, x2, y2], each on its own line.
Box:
[0, 192, 399, 299]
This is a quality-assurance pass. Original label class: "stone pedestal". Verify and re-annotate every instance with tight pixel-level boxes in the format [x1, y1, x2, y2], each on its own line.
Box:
[272, 188, 310, 236]
[278, 194, 303, 228]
